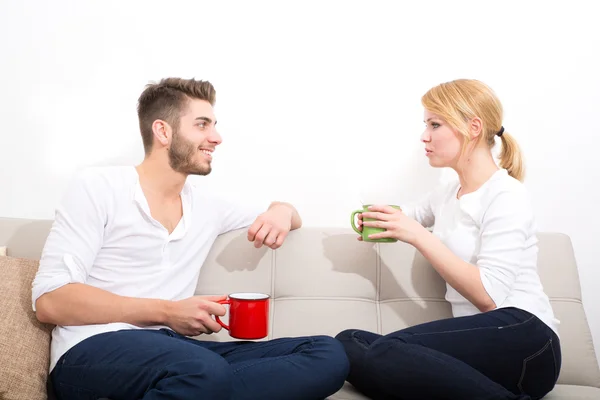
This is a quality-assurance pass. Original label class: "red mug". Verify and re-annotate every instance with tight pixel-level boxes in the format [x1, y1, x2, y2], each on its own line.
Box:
[215, 292, 270, 340]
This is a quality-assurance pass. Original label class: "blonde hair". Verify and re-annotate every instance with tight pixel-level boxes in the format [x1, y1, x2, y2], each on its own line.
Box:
[421, 79, 524, 181]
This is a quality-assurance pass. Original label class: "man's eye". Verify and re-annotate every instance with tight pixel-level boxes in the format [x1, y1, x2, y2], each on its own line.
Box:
[198, 122, 206, 128]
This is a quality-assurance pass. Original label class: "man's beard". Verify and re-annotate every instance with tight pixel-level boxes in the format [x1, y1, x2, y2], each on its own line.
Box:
[168, 131, 212, 176]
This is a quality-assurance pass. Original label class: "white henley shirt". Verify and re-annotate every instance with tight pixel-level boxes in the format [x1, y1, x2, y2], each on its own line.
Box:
[32, 166, 264, 372]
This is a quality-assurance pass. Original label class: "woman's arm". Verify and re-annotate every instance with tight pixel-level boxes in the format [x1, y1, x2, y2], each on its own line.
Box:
[401, 195, 435, 228]
[363, 189, 533, 312]
[412, 230, 496, 312]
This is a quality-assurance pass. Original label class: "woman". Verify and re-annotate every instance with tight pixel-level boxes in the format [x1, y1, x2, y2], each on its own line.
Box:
[336, 79, 561, 400]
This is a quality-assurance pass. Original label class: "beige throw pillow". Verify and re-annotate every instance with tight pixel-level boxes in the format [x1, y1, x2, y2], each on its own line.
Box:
[0, 256, 53, 400]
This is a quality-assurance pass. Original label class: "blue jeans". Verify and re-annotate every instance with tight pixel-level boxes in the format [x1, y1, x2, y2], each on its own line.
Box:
[336, 307, 561, 400]
[49, 329, 349, 400]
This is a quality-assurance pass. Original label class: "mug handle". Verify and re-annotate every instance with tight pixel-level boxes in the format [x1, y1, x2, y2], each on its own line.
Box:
[350, 210, 363, 234]
[215, 299, 231, 331]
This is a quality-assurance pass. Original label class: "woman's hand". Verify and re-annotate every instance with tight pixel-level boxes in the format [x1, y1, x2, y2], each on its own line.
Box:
[361, 205, 425, 245]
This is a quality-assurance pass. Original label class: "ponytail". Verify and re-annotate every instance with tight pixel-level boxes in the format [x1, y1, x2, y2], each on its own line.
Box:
[498, 131, 525, 182]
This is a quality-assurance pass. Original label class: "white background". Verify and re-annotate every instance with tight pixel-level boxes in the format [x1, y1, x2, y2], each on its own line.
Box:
[1, 1, 598, 362]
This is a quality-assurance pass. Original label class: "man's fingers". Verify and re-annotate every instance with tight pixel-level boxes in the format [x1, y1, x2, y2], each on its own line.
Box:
[201, 295, 227, 303]
[247, 220, 263, 242]
[253, 225, 271, 248]
[201, 316, 223, 334]
[271, 231, 288, 249]
[201, 299, 227, 316]
[264, 230, 279, 248]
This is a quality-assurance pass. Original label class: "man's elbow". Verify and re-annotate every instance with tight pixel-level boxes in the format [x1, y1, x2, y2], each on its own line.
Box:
[477, 298, 497, 313]
[35, 294, 56, 324]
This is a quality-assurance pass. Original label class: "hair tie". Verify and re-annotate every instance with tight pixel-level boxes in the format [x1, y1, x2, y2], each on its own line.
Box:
[496, 126, 505, 137]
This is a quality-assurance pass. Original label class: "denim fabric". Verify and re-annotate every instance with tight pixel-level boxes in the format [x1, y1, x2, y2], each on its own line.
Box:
[50, 329, 349, 400]
[336, 307, 560, 400]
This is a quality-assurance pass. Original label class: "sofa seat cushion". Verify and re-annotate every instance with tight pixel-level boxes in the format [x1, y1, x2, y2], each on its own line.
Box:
[326, 383, 600, 399]
[0, 256, 53, 400]
[544, 384, 600, 399]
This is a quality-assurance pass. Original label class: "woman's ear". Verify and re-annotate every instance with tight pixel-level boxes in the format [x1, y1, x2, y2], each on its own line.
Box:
[469, 117, 483, 139]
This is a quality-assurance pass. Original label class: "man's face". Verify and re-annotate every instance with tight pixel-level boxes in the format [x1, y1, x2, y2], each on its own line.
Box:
[168, 99, 222, 176]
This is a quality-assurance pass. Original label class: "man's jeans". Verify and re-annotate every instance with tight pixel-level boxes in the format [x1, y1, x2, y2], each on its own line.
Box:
[50, 329, 349, 400]
[336, 307, 561, 400]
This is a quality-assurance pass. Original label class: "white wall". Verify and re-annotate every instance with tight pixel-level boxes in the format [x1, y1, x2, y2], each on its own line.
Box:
[1, 0, 599, 361]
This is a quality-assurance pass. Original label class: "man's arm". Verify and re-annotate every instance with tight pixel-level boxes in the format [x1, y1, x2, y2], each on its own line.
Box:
[268, 201, 302, 230]
[247, 201, 302, 249]
[33, 171, 168, 327]
[35, 283, 170, 326]
[36, 283, 227, 336]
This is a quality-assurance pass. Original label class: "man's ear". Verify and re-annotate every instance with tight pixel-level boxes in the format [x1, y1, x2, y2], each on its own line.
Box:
[152, 120, 172, 148]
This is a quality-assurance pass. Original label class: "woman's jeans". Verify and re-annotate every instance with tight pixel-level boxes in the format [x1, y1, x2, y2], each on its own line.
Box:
[336, 307, 561, 400]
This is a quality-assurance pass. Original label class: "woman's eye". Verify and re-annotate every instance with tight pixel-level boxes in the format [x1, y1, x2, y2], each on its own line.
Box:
[432, 123, 440, 128]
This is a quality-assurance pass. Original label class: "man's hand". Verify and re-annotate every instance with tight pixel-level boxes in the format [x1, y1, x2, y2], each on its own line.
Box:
[247, 202, 298, 249]
[165, 295, 227, 336]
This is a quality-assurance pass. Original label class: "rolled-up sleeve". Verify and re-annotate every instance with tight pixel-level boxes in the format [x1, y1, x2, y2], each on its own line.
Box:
[216, 197, 268, 235]
[401, 197, 435, 228]
[400, 184, 449, 228]
[477, 190, 534, 307]
[31, 170, 107, 311]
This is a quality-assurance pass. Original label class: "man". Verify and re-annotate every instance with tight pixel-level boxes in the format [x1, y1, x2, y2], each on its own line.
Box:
[33, 77, 349, 400]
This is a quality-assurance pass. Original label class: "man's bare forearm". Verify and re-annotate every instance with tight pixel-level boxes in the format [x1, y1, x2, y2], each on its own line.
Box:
[269, 201, 302, 229]
[35, 283, 171, 327]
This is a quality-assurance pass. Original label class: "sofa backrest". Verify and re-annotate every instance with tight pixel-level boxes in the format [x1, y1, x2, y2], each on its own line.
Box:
[1, 217, 599, 388]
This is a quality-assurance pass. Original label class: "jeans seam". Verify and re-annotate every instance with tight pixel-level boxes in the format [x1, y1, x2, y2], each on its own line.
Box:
[350, 332, 372, 351]
[231, 340, 315, 374]
[409, 315, 535, 338]
[215, 337, 318, 358]
[57, 381, 98, 398]
[58, 362, 164, 377]
[373, 340, 498, 393]
[517, 338, 552, 393]
[550, 339, 559, 382]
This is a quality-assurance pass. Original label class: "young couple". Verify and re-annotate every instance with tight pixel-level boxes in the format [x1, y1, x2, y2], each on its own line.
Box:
[33, 77, 560, 400]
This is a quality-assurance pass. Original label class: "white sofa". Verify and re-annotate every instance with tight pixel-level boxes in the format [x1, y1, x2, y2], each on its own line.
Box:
[1, 217, 599, 399]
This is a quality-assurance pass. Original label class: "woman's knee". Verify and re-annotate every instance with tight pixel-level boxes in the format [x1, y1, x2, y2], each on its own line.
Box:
[336, 329, 382, 348]
[335, 329, 355, 342]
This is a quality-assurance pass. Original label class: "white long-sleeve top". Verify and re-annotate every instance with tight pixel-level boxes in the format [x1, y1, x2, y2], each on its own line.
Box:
[32, 166, 264, 372]
[401, 169, 559, 335]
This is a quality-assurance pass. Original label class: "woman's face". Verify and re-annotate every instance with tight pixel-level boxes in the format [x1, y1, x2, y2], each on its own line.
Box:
[421, 109, 464, 169]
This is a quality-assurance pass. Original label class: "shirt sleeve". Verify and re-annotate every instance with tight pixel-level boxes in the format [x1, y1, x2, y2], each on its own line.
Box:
[401, 197, 435, 228]
[477, 189, 534, 307]
[400, 184, 449, 228]
[31, 170, 107, 311]
[218, 198, 269, 235]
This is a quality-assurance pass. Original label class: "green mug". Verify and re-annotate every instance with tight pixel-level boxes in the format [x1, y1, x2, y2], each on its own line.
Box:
[350, 205, 400, 243]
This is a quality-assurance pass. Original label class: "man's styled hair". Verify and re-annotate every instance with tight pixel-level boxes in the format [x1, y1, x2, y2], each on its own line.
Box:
[137, 77, 216, 154]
